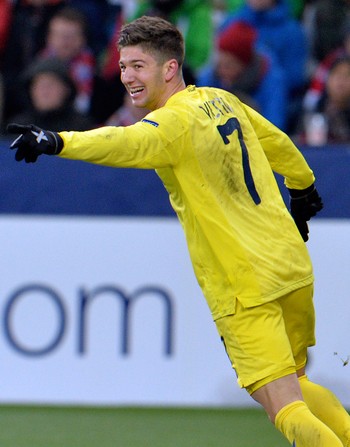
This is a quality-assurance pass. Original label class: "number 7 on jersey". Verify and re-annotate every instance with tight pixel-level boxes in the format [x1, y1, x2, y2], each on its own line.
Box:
[217, 117, 261, 205]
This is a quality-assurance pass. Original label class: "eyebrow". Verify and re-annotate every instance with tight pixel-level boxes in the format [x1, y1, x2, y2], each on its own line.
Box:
[119, 59, 146, 65]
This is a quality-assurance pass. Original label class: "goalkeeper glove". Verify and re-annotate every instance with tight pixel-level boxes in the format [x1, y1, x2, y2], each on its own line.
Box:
[7, 123, 63, 163]
[288, 184, 323, 242]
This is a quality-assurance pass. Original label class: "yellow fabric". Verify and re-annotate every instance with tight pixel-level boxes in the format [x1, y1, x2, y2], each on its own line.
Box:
[299, 375, 350, 446]
[215, 285, 315, 391]
[59, 85, 314, 319]
[275, 400, 343, 446]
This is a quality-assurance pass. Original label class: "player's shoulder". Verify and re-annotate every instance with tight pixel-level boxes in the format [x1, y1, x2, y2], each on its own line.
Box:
[133, 105, 188, 143]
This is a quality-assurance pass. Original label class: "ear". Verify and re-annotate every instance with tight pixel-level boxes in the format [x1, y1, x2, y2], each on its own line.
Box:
[164, 59, 179, 82]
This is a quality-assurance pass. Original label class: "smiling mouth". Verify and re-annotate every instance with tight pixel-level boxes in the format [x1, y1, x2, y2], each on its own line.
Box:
[129, 87, 144, 96]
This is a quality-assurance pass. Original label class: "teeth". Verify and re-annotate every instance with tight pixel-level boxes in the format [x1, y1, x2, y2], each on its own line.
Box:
[130, 87, 144, 94]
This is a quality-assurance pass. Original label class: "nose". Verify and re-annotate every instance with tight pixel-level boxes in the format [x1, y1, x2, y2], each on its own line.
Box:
[121, 67, 135, 84]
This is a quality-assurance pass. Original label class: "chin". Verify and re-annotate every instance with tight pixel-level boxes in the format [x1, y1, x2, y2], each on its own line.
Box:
[133, 99, 149, 109]
[129, 95, 142, 105]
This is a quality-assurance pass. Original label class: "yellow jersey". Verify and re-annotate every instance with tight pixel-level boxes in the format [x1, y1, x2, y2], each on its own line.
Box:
[59, 85, 315, 320]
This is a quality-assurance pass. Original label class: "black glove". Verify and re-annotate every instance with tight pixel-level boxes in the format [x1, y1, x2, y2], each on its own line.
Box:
[288, 184, 323, 242]
[7, 123, 63, 163]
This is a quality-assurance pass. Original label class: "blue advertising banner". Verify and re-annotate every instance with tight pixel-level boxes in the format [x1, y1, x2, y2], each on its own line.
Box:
[0, 139, 349, 217]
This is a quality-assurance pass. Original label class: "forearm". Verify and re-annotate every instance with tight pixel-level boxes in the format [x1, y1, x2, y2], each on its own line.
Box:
[243, 104, 315, 189]
[264, 131, 315, 190]
[58, 127, 131, 167]
[58, 125, 173, 169]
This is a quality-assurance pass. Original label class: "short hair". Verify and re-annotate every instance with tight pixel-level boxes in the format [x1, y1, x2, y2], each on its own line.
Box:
[50, 7, 89, 39]
[329, 55, 350, 72]
[118, 15, 185, 67]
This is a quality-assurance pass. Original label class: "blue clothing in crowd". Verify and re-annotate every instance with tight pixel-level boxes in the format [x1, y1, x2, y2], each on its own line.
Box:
[220, 0, 308, 93]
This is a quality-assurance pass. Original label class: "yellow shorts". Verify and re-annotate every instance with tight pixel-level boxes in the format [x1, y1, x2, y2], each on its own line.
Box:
[215, 284, 316, 394]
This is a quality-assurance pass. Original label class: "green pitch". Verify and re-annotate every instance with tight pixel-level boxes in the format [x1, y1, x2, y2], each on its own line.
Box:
[0, 405, 289, 447]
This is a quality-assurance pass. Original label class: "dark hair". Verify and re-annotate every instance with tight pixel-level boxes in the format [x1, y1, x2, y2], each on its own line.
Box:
[329, 55, 350, 72]
[118, 15, 185, 67]
[50, 7, 89, 39]
[23, 57, 77, 103]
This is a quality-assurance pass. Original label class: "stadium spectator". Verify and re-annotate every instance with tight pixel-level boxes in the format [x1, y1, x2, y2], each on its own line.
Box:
[303, 23, 350, 112]
[7, 57, 94, 131]
[67, 0, 110, 56]
[1, 0, 67, 121]
[39, 6, 96, 115]
[2, 0, 66, 70]
[220, 0, 307, 92]
[219, 0, 308, 130]
[197, 20, 288, 130]
[304, 0, 350, 64]
[296, 57, 350, 145]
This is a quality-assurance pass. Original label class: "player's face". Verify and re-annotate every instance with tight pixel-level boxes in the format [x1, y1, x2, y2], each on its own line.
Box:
[119, 45, 168, 111]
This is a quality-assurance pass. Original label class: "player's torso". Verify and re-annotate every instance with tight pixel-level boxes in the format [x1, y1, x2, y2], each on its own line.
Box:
[155, 86, 313, 314]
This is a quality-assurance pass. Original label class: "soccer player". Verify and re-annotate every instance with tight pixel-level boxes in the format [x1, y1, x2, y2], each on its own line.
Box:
[7, 15, 350, 447]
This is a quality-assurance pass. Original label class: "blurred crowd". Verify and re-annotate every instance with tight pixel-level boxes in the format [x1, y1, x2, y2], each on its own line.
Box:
[0, 0, 350, 145]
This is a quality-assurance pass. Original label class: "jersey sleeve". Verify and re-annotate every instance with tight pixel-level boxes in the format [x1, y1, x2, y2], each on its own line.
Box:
[242, 103, 315, 190]
[58, 109, 186, 169]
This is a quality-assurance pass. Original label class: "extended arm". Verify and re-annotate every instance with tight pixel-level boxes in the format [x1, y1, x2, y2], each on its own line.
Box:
[7, 112, 183, 169]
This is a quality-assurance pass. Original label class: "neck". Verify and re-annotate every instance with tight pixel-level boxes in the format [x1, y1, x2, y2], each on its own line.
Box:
[168, 77, 187, 98]
[153, 77, 186, 110]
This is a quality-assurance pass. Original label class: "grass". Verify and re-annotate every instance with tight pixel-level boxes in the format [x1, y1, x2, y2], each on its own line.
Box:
[0, 405, 289, 447]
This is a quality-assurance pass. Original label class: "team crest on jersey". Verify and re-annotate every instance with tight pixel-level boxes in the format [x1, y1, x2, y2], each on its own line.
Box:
[141, 118, 159, 127]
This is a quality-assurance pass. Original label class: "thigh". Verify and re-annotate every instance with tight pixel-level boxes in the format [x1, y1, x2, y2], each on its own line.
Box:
[215, 285, 315, 395]
[216, 297, 297, 394]
[280, 284, 316, 371]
